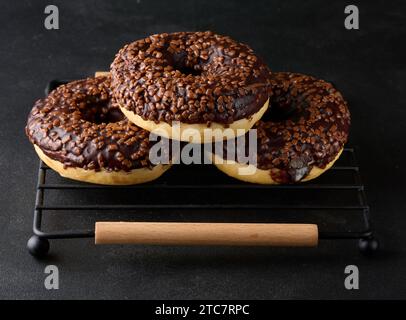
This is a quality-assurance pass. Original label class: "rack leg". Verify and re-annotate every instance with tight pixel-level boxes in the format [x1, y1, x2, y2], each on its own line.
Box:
[358, 236, 379, 255]
[27, 235, 50, 258]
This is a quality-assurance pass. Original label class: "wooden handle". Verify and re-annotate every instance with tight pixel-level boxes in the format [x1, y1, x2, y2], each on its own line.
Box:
[95, 222, 318, 247]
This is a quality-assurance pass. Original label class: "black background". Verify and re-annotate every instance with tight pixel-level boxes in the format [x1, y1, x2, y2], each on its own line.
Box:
[0, 0, 405, 299]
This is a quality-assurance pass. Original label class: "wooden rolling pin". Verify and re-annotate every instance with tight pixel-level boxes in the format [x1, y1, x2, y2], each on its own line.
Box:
[95, 222, 318, 247]
[95, 71, 110, 77]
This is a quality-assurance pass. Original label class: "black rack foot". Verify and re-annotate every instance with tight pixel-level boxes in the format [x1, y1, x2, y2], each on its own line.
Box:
[27, 235, 50, 258]
[358, 237, 379, 255]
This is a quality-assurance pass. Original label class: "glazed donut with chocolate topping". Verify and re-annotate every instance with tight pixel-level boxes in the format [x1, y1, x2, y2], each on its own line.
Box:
[211, 72, 351, 184]
[110, 31, 270, 142]
[26, 76, 172, 185]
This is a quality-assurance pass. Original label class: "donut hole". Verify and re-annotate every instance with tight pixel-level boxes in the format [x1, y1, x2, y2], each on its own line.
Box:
[265, 96, 306, 122]
[264, 98, 295, 122]
[172, 56, 202, 76]
[176, 65, 201, 76]
[80, 100, 125, 124]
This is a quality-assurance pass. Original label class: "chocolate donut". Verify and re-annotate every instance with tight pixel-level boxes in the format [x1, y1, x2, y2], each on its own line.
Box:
[26, 76, 172, 185]
[211, 72, 351, 184]
[110, 31, 270, 142]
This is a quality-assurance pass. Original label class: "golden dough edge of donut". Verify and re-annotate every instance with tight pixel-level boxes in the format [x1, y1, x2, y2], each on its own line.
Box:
[119, 99, 269, 142]
[210, 148, 343, 184]
[33, 145, 171, 185]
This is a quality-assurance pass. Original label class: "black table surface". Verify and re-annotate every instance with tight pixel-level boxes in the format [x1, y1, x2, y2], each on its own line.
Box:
[1, 0, 405, 299]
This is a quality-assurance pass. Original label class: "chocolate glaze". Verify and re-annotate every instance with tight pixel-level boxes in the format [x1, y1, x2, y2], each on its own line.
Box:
[26, 76, 170, 172]
[110, 31, 271, 125]
[219, 72, 351, 183]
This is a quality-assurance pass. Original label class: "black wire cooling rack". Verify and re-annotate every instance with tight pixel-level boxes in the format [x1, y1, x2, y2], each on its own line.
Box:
[27, 80, 378, 257]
